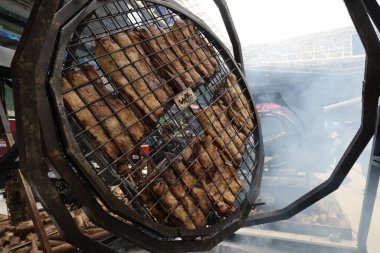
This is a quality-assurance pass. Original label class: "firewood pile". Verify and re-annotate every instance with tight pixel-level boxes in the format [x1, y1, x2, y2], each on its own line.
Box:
[0, 207, 111, 252]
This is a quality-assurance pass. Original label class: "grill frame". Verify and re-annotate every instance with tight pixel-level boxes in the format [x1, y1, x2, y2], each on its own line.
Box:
[50, 0, 263, 236]
[13, 0, 264, 250]
[12, 0, 380, 252]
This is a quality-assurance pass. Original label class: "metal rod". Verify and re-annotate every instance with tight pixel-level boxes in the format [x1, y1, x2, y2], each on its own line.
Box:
[362, 0, 380, 33]
[213, 0, 244, 72]
[357, 107, 380, 252]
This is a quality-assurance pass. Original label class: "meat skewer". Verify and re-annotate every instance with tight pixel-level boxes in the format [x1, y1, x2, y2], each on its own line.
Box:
[197, 104, 243, 164]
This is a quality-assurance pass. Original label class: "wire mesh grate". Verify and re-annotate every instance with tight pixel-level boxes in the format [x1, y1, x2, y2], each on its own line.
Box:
[61, 0, 259, 230]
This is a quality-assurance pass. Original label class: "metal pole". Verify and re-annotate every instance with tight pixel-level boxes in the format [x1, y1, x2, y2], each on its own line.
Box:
[213, 0, 245, 72]
[358, 107, 380, 252]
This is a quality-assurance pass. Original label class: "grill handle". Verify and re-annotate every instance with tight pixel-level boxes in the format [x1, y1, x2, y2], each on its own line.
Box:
[213, 0, 245, 73]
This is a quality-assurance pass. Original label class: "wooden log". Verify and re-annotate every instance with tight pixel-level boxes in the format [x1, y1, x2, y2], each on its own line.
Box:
[49, 239, 66, 247]
[48, 233, 63, 241]
[83, 227, 105, 234]
[51, 243, 76, 253]
[29, 238, 40, 253]
[52, 230, 111, 253]
[9, 235, 21, 246]
[0, 226, 8, 237]
[11, 224, 35, 235]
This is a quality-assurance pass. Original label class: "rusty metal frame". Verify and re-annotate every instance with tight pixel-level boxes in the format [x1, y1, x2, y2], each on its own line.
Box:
[48, 0, 261, 237]
[213, 0, 244, 72]
[12, 0, 263, 252]
[13, 0, 380, 252]
[12, 1, 119, 252]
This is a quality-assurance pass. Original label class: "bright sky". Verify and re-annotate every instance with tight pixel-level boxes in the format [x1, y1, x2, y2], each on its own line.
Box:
[225, 0, 354, 45]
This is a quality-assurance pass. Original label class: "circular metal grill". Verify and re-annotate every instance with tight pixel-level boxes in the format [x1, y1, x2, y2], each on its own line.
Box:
[12, 0, 380, 251]
[58, 0, 261, 233]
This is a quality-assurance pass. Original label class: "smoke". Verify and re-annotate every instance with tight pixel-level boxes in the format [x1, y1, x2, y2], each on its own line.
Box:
[224, 27, 370, 253]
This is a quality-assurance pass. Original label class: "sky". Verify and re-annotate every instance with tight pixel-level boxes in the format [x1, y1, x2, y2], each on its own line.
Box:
[223, 0, 355, 45]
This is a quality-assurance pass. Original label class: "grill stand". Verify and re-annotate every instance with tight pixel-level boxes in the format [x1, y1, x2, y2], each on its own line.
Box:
[1, 82, 52, 252]
[10, 0, 380, 252]
[12, 0, 263, 251]
[357, 107, 380, 253]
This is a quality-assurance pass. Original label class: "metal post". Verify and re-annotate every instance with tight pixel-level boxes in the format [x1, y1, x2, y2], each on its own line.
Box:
[213, 0, 245, 72]
[358, 107, 380, 252]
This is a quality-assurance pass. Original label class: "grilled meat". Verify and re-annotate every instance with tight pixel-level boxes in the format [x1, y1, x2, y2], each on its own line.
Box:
[201, 135, 242, 196]
[113, 32, 174, 107]
[187, 19, 220, 71]
[62, 78, 120, 161]
[173, 19, 216, 76]
[181, 140, 235, 215]
[65, 68, 136, 161]
[139, 188, 168, 223]
[152, 179, 196, 229]
[227, 73, 251, 114]
[83, 64, 146, 142]
[214, 102, 246, 154]
[197, 104, 243, 164]
[220, 74, 254, 135]
[137, 26, 194, 90]
[164, 28, 204, 85]
[164, 168, 207, 228]
[170, 156, 213, 215]
[169, 22, 209, 78]
[127, 31, 175, 99]
[95, 36, 162, 125]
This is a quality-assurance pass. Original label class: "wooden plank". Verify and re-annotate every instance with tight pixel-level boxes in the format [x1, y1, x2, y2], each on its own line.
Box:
[18, 171, 53, 253]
